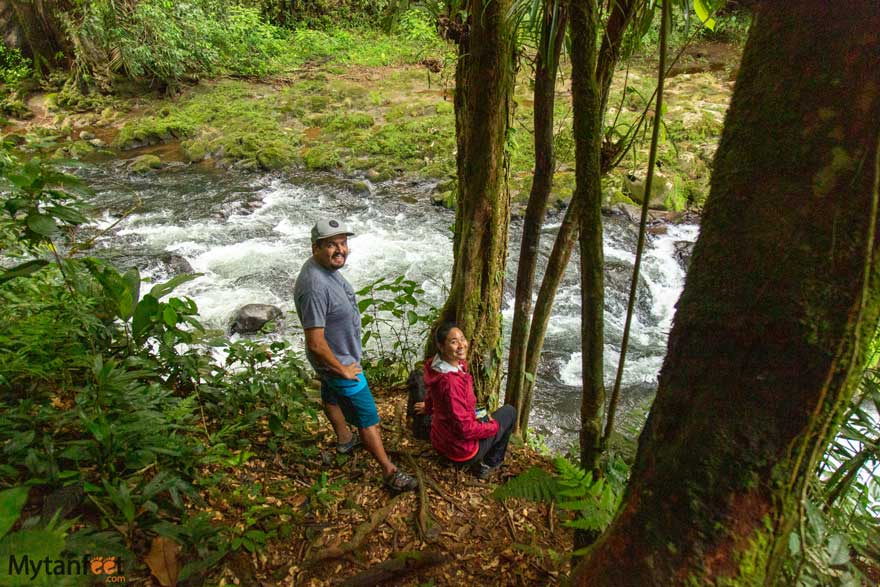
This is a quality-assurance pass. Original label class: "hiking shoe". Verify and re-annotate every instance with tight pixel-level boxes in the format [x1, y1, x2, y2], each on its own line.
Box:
[474, 461, 501, 480]
[384, 469, 419, 492]
[336, 433, 361, 455]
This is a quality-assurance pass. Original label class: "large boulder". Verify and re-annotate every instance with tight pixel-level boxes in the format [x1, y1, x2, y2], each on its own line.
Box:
[229, 304, 283, 335]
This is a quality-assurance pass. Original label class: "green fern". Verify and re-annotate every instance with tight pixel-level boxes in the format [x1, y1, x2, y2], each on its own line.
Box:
[493, 457, 624, 533]
[491, 467, 559, 502]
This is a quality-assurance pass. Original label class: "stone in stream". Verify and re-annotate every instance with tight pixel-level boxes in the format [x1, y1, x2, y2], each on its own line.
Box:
[229, 304, 283, 335]
[159, 253, 194, 276]
[130, 154, 163, 172]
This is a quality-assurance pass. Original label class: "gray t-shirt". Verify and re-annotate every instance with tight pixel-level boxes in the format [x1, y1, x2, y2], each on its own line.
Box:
[294, 257, 362, 379]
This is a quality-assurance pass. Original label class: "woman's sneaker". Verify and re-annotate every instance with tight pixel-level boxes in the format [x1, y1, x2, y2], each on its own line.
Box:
[475, 461, 501, 480]
[384, 469, 419, 492]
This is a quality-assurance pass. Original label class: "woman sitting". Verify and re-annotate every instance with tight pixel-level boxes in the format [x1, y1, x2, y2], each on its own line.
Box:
[415, 322, 517, 479]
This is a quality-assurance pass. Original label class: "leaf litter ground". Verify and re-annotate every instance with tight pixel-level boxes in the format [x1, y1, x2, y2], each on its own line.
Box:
[203, 385, 572, 587]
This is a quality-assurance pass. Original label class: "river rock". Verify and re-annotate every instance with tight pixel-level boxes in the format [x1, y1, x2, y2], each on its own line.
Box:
[624, 170, 674, 210]
[673, 240, 694, 270]
[79, 130, 96, 141]
[159, 253, 194, 275]
[229, 304, 283, 335]
[130, 154, 162, 172]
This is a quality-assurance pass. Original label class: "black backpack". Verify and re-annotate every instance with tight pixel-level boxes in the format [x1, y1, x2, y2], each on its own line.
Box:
[406, 368, 432, 440]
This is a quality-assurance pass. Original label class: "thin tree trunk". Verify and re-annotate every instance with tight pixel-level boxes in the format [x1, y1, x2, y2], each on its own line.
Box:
[573, 2, 880, 584]
[570, 0, 604, 475]
[516, 0, 640, 436]
[439, 0, 514, 404]
[505, 0, 568, 430]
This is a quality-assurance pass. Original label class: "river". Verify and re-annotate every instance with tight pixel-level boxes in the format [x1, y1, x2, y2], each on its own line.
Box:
[82, 161, 699, 453]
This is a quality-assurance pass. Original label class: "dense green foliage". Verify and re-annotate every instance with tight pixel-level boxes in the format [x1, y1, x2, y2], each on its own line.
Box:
[357, 275, 438, 385]
[0, 146, 321, 583]
[59, 0, 442, 94]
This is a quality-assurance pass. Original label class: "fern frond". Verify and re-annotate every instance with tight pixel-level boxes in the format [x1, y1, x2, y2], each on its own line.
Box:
[564, 515, 605, 532]
[492, 467, 559, 502]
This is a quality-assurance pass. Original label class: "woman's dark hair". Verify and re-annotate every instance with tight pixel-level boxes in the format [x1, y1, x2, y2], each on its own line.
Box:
[433, 322, 460, 349]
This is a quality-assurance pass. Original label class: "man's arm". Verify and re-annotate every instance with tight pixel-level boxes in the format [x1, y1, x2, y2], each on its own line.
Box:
[304, 327, 361, 380]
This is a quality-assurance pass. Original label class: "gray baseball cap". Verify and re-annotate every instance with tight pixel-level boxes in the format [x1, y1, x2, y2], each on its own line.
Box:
[311, 218, 355, 244]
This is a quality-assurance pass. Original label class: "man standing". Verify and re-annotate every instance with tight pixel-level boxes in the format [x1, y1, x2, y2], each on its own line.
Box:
[294, 219, 418, 492]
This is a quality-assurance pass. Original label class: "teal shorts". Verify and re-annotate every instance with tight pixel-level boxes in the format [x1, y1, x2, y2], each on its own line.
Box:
[321, 373, 379, 429]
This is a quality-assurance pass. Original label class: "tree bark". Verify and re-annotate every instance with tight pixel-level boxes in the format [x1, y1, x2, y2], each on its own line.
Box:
[440, 0, 514, 404]
[573, 2, 880, 584]
[505, 0, 568, 429]
[570, 0, 605, 476]
[7, 0, 71, 71]
[515, 0, 640, 436]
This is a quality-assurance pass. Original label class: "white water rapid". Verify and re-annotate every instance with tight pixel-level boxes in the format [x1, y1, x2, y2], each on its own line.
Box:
[84, 163, 699, 453]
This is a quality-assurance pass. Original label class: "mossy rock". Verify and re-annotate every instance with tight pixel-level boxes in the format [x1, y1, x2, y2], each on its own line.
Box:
[182, 139, 208, 163]
[130, 154, 163, 173]
[303, 145, 339, 170]
[431, 190, 456, 210]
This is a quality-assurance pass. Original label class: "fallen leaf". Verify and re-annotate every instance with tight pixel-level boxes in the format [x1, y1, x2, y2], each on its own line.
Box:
[145, 536, 182, 587]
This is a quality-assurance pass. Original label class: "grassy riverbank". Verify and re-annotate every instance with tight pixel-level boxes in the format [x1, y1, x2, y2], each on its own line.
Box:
[3, 26, 740, 215]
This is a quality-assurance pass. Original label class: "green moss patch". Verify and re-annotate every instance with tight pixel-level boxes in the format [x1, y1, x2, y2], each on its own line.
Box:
[115, 81, 300, 170]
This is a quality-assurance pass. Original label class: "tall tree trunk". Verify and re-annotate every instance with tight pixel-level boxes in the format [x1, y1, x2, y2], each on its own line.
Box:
[440, 0, 514, 404]
[573, 2, 880, 584]
[505, 0, 568, 430]
[516, 0, 640, 436]
[570, 0, 604, 475]
[7, 0, 71, 71]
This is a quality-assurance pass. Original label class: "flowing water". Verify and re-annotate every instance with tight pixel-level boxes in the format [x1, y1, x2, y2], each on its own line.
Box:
[82, 161, 699, 453]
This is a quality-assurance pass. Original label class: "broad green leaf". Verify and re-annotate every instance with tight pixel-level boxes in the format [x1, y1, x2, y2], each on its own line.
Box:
[268, 414, 283, 435]
[45, 204, 88, 225]
[149, 273, 201, 299]
[132, 295, 160, 338]
[3, 198, 31, 215]
[407, 310, 418, 325]
[119, 268, 141, 320]
[693, 0, 717, 30]
[163, 306, 179, 327]
[0, 487, 28, 540]
[25, 213, 57, 237]
[826, 534, 850, 566]
[0, 260, 49, 284]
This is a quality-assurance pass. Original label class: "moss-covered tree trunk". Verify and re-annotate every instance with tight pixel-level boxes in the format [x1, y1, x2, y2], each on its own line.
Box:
[570, 0, 605, 475]
[516, 0, 640, 436]
[440, 0, 514, 404]
[573, 2, 880, 584]
[505, 0, 568, 430]
[7, 0, 71, 71]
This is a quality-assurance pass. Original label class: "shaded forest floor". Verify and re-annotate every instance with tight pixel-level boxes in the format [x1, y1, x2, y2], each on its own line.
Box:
[212, 385, 572, 587]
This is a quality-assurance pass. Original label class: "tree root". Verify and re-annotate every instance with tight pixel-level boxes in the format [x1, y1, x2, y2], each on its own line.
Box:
[307, 493, 406, 564]
[338, 550, 445, 587]
[404, 453, 440, 541]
